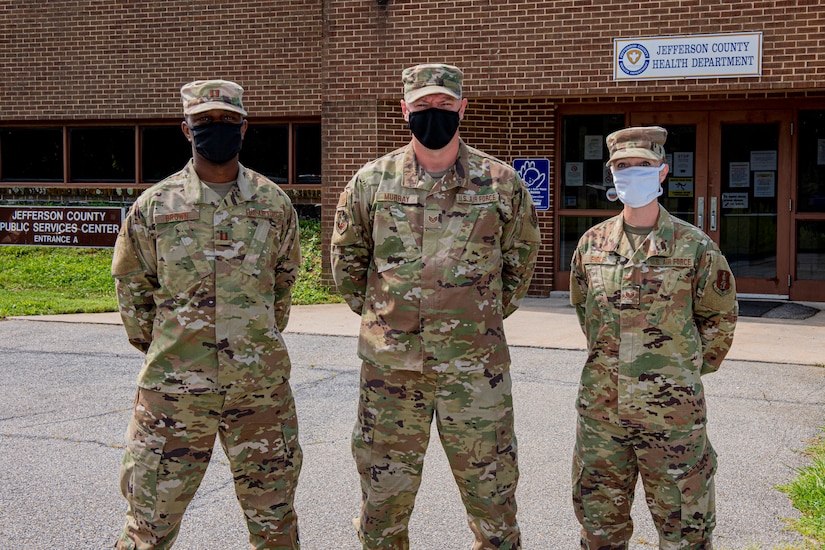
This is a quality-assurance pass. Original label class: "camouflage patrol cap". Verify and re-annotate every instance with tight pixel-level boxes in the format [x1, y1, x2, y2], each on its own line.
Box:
[606, 126, 667, 166]
[180, 79, 248, 117]
[402, 63, 463, 103]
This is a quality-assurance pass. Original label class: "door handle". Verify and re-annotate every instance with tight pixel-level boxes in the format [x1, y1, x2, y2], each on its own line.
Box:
[710, 196, 717, 232]
[697, 197, 705, 230]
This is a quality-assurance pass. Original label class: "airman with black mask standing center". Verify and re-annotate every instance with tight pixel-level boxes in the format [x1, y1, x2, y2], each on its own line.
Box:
[331, 63, 541, 549]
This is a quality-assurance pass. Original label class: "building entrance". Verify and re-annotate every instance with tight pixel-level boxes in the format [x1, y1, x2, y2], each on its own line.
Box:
[632, 110, 794, 297]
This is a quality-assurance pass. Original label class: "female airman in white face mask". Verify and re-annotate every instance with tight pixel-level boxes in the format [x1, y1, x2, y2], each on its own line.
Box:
[569, 126, 738, 550]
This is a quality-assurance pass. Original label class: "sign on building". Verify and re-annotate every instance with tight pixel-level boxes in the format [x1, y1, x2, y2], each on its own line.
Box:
[0, 206, 124, 248]
[614, 32, 762, 81]
[514, 158, 550, 211]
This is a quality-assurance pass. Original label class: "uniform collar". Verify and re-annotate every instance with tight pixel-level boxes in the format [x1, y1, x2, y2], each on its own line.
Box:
[600, 204, 675, 258]
[182, 160, 255, 204]
[402, 139, 471, 192]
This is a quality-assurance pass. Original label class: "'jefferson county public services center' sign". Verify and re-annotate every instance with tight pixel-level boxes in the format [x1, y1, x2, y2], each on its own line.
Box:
[615, 32, 762, 81]
[0, 206, 123, 248]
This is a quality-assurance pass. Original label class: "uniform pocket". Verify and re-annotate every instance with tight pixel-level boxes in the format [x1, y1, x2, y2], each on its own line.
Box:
[155, 222, 211, 295]
[239, 219, 272, 276]
[674, 442, 717, 540]
[571, 452, 587, 526]
[120, 414, 166, 527]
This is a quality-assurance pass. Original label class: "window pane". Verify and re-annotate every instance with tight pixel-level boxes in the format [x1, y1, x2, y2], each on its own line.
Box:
[295, 124, 322, 184]
[797, 221, 825, 281]
[560, 114, 625, 210]
[70, 127, 135, 182]
[240, 125, 289, 183]
[141, 126, 191, 183]
[1, 127, 64, 181]
[558, 215, 612, 272]
[659, 124, 696, 225]
[719, 123, 778, 279]
[797, 110, 825, 213]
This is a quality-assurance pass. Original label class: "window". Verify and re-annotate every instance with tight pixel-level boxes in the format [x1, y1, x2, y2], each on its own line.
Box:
[560, 114, 625, 211]
[240, 125, 289, 183]
[0, 128, 63, 181]
[240, 123, 322, 184]
[69, 127, 135, 182]
[0, 121, 321, 187]
[141, 126, 191, 183]
[557, 114, 625, 271]
[295, 124, 322, 184]
[797, 110, 825, 213]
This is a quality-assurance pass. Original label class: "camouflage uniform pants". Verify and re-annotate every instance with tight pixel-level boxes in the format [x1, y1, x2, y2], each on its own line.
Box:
[352, 361, 520, 550]
[116, 385, 302, 550]
[572, 415, 717, 550]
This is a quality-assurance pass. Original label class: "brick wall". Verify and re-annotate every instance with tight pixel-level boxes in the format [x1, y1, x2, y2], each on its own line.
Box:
[3, 0, 824, 295]
[0, 1, 324, 121]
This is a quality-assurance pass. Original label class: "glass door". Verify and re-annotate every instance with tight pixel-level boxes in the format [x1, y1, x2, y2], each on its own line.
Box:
[709, 111, 792, 296]
[630, 112, 709, 230]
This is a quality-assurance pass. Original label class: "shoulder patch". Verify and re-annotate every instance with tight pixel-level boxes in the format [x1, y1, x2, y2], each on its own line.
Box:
[714, 270, 734, 295]
[335, 208, 350, 235]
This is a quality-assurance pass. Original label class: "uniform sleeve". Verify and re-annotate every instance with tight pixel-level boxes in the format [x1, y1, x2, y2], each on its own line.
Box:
[569, 246, 588, 333]
[272, 205, 302, 332]
[330, 177, 373, 315]
[110, 203, 157, 353]
[500, 175, 541, 318]
[693, 245, 738, 375]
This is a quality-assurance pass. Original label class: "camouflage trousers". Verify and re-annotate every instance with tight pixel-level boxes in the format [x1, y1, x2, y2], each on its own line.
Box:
[352, 361, 521, 550]
[116, 385, 302, 550]
[572, 415, 717, 550]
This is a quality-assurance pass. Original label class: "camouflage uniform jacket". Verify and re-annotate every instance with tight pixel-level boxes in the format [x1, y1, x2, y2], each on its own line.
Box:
[331, 140, 541, 374]
[569, 205, 737, 430]
[111, 160, 301, 394]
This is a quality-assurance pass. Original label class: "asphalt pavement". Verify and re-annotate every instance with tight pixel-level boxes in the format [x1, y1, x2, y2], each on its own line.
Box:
[1, 296, 824, 549]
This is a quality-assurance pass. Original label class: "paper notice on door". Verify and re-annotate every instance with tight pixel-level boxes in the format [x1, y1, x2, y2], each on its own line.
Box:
[584, 136, 603, 160]
[729, 162, 750, 187]
[565, 162, 584, 186]
[673, 152, 694, 177]
[668, 178, 694, 197]
[750, 150, 777, 171]
[753, 172, 775, 198]
[722, 192, 749, 209]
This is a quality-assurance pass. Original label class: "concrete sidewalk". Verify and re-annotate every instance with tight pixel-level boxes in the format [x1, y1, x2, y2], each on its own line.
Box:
[15, 295, 825, 366]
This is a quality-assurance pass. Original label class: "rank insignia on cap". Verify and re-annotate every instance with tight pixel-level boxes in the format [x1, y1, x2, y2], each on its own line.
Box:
[714, 270, 733, 294]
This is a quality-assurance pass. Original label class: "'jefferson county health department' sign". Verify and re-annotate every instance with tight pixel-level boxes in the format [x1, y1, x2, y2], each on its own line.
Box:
[0, 206, 123, 248]
[614, 32, 762, 81]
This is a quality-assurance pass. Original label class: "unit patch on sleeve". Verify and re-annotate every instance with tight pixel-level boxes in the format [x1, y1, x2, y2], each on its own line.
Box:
[714, 270, 733, 295]
[335, 209, 350, 235]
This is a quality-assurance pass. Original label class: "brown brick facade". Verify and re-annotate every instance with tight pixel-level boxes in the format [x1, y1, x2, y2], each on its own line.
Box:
[2, 0, 824, 296]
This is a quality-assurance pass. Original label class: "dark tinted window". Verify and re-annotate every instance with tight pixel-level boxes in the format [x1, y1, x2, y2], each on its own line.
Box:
[560, 114, 625, 210]
[797, 110, 825, 212]
[141, 126, 191, 183]
[240, 125, 289, 183]
[295, 124, 322, 184]
[1, 127, 64, 181]
[70, 127, 135, 182]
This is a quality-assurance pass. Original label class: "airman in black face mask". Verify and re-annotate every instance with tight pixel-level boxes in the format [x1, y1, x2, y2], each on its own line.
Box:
[112, 79, 303, 549]
[331, 63, 541, 550]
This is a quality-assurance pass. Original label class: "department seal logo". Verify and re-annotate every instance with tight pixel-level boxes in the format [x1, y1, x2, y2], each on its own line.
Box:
[618, 43, 650, 76]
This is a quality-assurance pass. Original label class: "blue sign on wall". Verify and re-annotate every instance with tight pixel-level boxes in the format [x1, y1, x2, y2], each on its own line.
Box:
[513, 158, 549, 211]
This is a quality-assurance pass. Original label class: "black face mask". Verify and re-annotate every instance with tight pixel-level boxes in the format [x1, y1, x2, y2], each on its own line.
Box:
[190, 121, 243, 164]
[408, 108, 460, 150]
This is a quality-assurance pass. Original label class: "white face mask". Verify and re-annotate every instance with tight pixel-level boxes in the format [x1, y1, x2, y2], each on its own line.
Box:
[609, 164, 666, 208]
